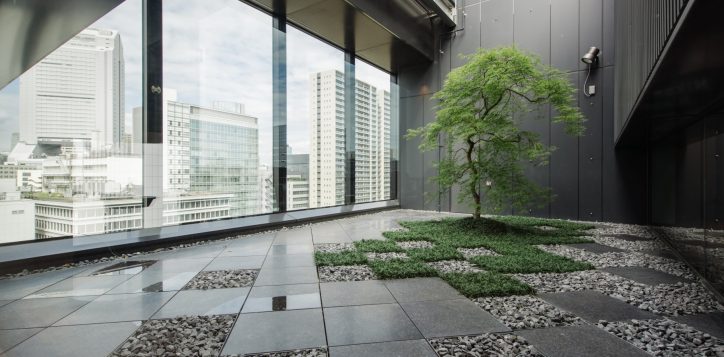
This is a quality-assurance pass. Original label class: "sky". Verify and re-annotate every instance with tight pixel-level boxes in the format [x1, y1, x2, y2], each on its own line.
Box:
[0, 0, 392, 163]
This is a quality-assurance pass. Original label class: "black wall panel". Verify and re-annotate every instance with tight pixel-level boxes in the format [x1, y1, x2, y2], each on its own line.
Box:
[451, 2, 481, 69]
[514, 0, 551, 65]
[578, 65, 603, 220]
[551, 0, 580, 72]
[400, 95, 424, 210]
[550, 72, 580, 220]
[481, 0, 513, 49]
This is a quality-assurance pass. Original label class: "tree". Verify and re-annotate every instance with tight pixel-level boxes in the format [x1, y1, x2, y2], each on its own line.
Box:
[406, 46, 585, 219]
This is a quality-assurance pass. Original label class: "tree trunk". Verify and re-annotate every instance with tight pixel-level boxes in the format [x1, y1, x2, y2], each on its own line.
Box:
[472, 187, 481, 219]
[466, 138, 481, 219]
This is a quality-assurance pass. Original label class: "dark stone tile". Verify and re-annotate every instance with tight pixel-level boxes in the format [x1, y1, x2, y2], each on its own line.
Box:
[90, 260, 157, 276]
[262, 254, 315, 268]
[204, 256, 265, 271]
[384, 278, 463, 302]
[324, 303, 423, 346]
[0, 300, 12, 307]
[106, 270, 198, 294]
[320, 280, 396, 307]
[242, 284, 320, 313]
[55, 292, 174, 325]
[601, 267, 691, 285]
[0, 267, 87, 300]
[606, 234, 653, 242]
[222, 309, 325, 355]
[152, 288, 249, 318]
[672, 312, 724, 340]
[218, 245, 271, 257]
[254, 267, 319, 286]
[565, 243, 626, 254]
[24, 275, 131, 298]
[638, 248, 678, 260]
[517, 325, 649, 357]
[401, 299, 510, 337]
[329, 339, 436, 357]
[0, 328, 42, 354]
[4, 322, 141, 357]
[0, 296, 94, 328]
[539, 291, 659, 322]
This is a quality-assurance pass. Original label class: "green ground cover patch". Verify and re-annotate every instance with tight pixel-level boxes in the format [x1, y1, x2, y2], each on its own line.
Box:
[315, 215, 597, 297]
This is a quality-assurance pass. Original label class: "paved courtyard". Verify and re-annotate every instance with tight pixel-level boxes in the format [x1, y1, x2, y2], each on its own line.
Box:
[0, 210, 723, 356]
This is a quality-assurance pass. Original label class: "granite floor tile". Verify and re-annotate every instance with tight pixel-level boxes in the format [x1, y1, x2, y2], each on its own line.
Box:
[55, 292, 174, 325]
[106, 270, 198, 294]
[24, 275, 131, 298]
[242, 284, 320, 313]
[4, 322, 141, 357]
[401, 299, 510, 337]
[540, 291, 659, 322]
[0, 267, 87, 300]
[0, 328, 42, 354]
[262, 254, 315, 268]
[329, 339, 436, 357]
[516, 325, 649, 357]
[222, 309, 325, 355]
[384, 278, 463, 302]
[672, 311, 724, 339]
[254, 267, 319, 286]
[324, 303, 423, 346]
[152, 288, 249, 319]
[269, 244, 314, 255]
[204, 256, 265, 271]
[0, 296, 95, 329]
[320, 280, 396, 307]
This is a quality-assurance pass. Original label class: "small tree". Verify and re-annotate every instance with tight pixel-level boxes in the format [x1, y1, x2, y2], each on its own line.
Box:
[407, 47, 585, 219]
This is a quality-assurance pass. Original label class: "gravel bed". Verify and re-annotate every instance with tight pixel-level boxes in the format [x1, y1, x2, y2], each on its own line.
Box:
[365, 252, 409, 261]
[512, 270, 642, 294]
[598, 319, 724, 357]
[318, 265, 377, 282]
[428, 333, 543, 356]
[225, 347, 328, 357]
[313, 243, 355, 253]
[612, 282, 724, 316]
[588, 234, 668, 252]
[536, 245, 695, 279]
[396, 240, 434, 249]
[111, 315, 235, 357]
[457, 247, 500, 259]
[474, 296, 583, 330]
[184, 269, 258, 290]
[427, 260, 483, 274]
[589, 222, 658, 239]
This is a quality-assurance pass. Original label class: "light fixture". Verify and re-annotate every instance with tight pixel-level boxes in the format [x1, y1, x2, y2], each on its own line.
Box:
[581, 46, 600, 64]
[581, 46, 600, 97]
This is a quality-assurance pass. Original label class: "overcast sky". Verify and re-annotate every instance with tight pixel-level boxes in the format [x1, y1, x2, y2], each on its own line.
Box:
[0, 0, 391, 162]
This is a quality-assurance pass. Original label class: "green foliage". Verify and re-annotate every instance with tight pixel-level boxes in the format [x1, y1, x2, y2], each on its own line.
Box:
[406, 46, 585, 218]
[314, 251, 367, 266]
[368, 259, 438, 279]
[469, 251, 594, 274]
[441, 272, 534, 297]
[406, 245, 464, 262]
[354, 239, 404, 253]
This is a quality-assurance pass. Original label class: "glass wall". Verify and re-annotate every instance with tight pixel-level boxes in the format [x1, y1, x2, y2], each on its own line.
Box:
[0, 1, 399, 245]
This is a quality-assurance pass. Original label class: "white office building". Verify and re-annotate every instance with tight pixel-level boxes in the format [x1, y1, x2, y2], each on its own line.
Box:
[18, 28, 124, 150]
[309, 70, 390, 208]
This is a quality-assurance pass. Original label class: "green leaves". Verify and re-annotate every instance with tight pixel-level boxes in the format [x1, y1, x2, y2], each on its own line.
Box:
[407, 46, 585, 216]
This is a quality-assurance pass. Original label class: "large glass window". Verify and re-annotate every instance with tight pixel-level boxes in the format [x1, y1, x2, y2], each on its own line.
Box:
[0, 0, 143, 243]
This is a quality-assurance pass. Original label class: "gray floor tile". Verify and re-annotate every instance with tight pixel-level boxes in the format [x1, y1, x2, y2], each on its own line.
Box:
[320, 280, 396, 307]
[55, 292, 174, 325]
[607, 234, 653, 242]
[324, 303, 423, 346]
[329, 339, 436, 357]
[144, 244, 225, 260]
[565, 243, 626, 254]
[601, 266, 691, 285]
[243, 284, 320, 313]
[274, 228, 313, 245]
[516, 325, 649, 357]
[269, 244, 314, 255]
[24, 275, 131, 298]
[0, 300, 12, 307]
[384, 278, 462, 302]
[106, 270, 198, 294]
[4, 322, 141, 357]
[540, 291, 659, 322]
[401, 299, 510, 337]
[204, 256, 265, 271]
[254, 267, 319, 286]
[0, 328, 42, 354]
[222, 309, 325, 355]
[0, 296, 95, 328]
[262, 254, 315, 268]
[672, 312, 724, 339]
[218, 245, 271, 257]
[152, 288, 249, 319]
[0, 267, 86, 300]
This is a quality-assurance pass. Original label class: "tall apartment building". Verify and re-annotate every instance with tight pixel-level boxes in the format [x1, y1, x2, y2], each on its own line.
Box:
[18, 28, 124, 150]
[287, 147, 309, 210]
[162, 91, 260, 217]
[309, 70, 390, 208]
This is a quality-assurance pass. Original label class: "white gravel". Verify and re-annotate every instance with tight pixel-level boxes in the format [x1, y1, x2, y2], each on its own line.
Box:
[228, 347, 328, 357]
[184, 269, 258, 290]
[428, 333, 543, 356]
[365, 252, 409, 261]
[111, 315, 235, 357]
[426, 260, 483, 274]
[588, 234, 669, 252]
[318, 265, 377, 282]
[475, 295, 583, 330]
[314, 243, 355, 253]
[598, 319, 724, 357]
[396, 240, 434, 250]
[512, 270, 632, 294]
[457, 247, 500, 259]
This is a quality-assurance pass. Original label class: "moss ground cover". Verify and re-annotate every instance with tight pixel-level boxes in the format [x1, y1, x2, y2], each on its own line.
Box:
[314, 216, 596, 297]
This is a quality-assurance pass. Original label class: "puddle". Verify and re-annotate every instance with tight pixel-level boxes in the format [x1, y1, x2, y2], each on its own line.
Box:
[92, 261, 157, 276]
[242, 293, 320, 313]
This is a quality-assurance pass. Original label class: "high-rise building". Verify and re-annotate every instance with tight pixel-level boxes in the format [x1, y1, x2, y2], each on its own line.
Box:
[18, 28, 124, 150]
[164, 92, 260, 217]
[309, 70, 390, 208]
[287, 146, 309, 210]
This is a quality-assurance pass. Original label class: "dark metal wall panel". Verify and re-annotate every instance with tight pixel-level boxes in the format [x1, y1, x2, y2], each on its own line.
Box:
[551, 0, 580, 72]
[423, 95, 441, 211]
[481, 0, 513, 49]
[578, 0, 602, 71]
[451, 2, 481, 69]
[398, 64, 435, 99]
[400, 95, 425, 209]
[602, 0, 615, 67]
[550, 72, 580, 220]
[514, 0, 551, 65]
[578, 65, 603, 220]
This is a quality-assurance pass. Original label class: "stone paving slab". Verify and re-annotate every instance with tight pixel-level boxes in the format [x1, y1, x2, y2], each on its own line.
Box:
[672, 311, 724, 339]
[152, 288, 248, 318]
[540, 291, 659, 322]
[0, 328, 42, 354]
[329, 339, 436, 357]
[324, 303, 423, 346]
[401, 299, 510, 338]
[516, 325, 650, 357]
[222, 309, 325, 355]
[320, 280, 396, 307]
[242, 284, 320, 313]
[383, 278, 463, 302]
[0, 296, 95, 329]
[254, 267, 319, 286]
[55, 292, 174, 325]
[601, 266, 691, 285]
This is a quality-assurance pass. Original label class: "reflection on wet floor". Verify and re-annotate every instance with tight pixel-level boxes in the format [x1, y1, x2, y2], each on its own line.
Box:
[92, 261, 157, 276]
[242, 293, 320, 313]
